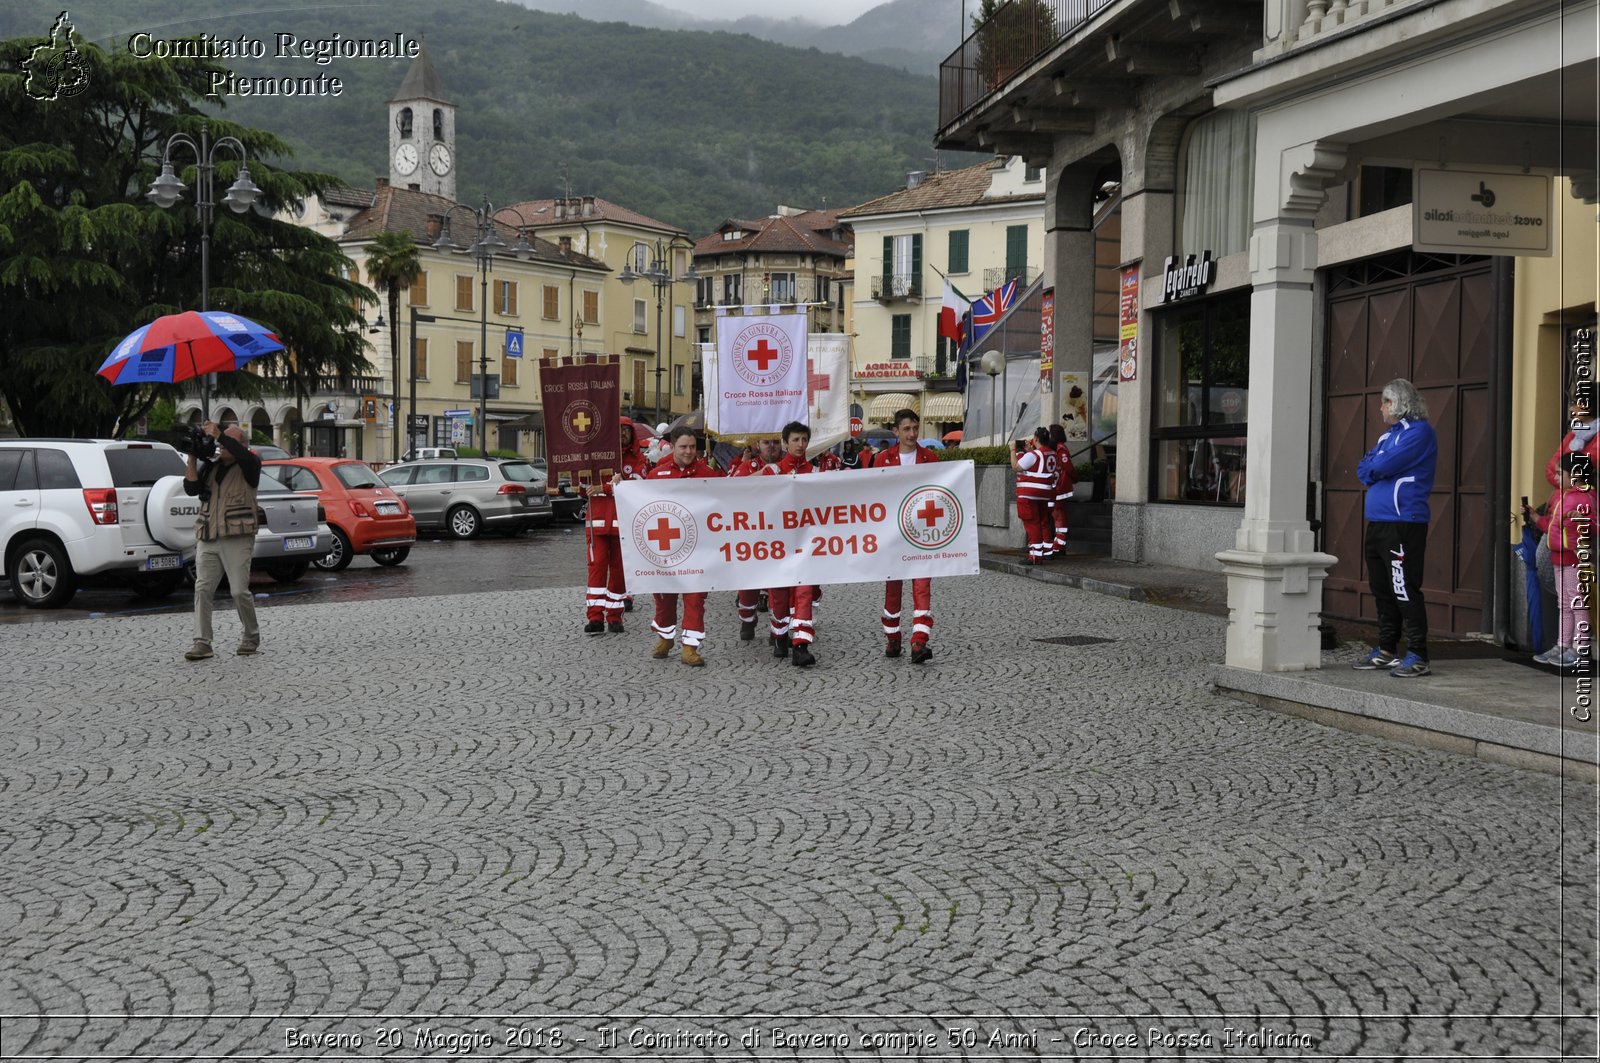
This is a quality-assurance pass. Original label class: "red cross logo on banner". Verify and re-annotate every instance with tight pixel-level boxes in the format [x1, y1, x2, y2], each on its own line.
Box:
[572, 410, 592, 433]
[916, 498, 945, 527]
[647, 516, 681, 553]
[807, 357, 830, 396]
[898, 486, 962, 551]
[747, 339, 779, 371]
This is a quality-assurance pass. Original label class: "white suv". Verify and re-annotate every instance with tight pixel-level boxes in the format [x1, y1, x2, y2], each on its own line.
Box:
[0, 439, 191, 608]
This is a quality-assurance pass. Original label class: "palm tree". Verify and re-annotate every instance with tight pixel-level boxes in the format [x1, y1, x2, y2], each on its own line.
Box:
[365, 231, 422, 461]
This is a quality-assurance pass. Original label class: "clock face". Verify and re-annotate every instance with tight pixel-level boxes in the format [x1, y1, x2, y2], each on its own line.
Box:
[393, 143, 418, 176]
[429, 143, 453, 176]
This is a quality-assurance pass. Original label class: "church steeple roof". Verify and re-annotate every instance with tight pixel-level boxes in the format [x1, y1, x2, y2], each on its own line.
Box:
[388, 43, 451, 105]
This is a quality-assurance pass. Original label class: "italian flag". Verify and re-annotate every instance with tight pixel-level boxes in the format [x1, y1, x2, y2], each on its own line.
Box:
[939, 279, 971, 348]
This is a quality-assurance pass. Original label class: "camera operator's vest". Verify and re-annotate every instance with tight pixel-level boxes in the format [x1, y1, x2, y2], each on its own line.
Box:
[195, 462, 259, 541]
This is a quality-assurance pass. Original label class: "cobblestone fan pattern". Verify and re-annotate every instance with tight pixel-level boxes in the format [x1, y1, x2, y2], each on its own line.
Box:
[0, 575, 1594, 1059]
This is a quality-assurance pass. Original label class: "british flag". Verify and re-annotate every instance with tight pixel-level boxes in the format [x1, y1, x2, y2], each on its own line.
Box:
[964, 277, 1020, 352]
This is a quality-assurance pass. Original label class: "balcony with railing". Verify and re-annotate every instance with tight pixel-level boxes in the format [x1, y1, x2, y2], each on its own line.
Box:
[938, 0, 1118, 130]
[984, 265, 1040, 291]
[1259, 0, 1435, 58]
[871, 273, 923, 302]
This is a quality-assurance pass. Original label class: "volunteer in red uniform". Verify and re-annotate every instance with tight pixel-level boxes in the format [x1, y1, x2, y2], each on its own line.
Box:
[813, 447, 844, 472]
[645, 427, 722, 666]
[583, 417, 648, 634]
[1011, 426, 1057, 564]
[872, 408, 940, 663]
[729, 438, 778, 639]
[1048, 423, 1076, 556]
[760, 421, 819, 667]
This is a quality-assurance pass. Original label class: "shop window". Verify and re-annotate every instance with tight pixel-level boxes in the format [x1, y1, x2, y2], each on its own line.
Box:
[1151, 291, 1249, 504]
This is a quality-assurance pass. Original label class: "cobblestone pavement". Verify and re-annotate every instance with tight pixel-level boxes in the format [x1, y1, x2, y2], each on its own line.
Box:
[0, 574, 1594, 1059]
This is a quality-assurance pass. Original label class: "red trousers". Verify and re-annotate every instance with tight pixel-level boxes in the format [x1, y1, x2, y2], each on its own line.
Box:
[737, 589, 761, 623]
[1017, 498, 1053, 562]
[769, 585, 815, 645]
[1052, 499, 1070, 551]
[586, 530, 627, 621]
[653, 592, 708, 646]
[882, 579, 932, 645]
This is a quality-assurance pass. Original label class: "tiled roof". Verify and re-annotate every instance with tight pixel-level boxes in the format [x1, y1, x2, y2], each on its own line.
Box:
[337, 184, 608, 272]
[321, 186, 376, 209]
[839, 159, 1040, 218]
[388, 44, 451, 105]
[499, 196, 684, 236]
[693, 214, 851, 259]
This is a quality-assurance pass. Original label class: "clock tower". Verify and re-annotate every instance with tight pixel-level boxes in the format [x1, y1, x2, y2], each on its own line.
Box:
[387, 44, 455, 200]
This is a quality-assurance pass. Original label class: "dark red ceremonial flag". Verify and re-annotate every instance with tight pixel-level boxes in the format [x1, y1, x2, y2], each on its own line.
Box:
[541, 358, 623, 490]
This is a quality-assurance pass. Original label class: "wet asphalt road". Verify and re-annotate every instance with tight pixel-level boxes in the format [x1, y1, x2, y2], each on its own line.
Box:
[0, 522, 593, 626]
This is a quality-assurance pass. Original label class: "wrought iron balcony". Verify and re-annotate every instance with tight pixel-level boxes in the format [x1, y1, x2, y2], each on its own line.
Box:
[938, 0, 1117, 129]
[984, 265, 1039, 291]
[870, 273, 922, 301]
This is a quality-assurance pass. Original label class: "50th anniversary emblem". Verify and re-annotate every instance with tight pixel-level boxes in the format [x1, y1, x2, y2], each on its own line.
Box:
[898, 486, 963, 551]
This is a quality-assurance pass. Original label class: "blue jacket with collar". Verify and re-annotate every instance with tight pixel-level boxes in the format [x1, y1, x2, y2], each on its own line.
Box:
[1357, 417, 1438, 523]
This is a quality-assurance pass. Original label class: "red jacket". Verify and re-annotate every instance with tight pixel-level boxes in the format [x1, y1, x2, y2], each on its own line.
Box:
[1537, 485, 1595, 566]
[1014, 446, 1057, 503]
[648, 455, 722, 480]
[584, 416, 649, 531]
[1547, 430, 1600, 488]
[813, 450, 844, 472]
[1054, 443, 1077, 502]
[761, 454, 814, 476]
[872, 444, 939, 467]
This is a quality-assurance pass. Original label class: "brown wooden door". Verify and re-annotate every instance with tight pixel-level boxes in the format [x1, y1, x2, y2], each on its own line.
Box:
[1322, 253, 1493, 637]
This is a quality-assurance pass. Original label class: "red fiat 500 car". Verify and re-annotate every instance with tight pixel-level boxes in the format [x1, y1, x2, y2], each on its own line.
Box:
[263, 458, 416, 570]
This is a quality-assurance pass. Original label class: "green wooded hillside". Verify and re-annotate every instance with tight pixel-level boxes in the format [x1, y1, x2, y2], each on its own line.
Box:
[1, 0, 979, 234]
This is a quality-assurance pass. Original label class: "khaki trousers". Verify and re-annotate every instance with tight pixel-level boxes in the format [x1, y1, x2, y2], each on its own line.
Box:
[193, 534, 258, 648]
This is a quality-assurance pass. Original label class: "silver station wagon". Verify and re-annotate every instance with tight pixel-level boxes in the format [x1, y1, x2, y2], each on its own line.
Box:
[378, 459, 551, 539]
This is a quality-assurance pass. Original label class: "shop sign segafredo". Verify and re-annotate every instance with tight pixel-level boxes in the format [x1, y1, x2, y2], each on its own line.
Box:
[1161, 252, 1216, 303]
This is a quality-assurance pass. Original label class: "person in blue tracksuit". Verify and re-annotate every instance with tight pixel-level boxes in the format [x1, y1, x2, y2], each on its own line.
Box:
[1353, 378, 1439, 678]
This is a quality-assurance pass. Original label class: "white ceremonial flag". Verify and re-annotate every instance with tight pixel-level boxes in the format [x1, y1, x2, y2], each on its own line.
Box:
[615, 462, 980, 593]
[714, 310, 809, 435]
[699, 342, 719, 436]
[805, 333, 851, 457]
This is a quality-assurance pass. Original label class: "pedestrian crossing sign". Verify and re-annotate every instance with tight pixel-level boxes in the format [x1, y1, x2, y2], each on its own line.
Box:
[505, 329, 524, 358]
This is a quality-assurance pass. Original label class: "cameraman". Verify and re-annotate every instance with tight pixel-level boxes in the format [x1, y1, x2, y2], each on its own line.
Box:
[182, 422, 262, 660]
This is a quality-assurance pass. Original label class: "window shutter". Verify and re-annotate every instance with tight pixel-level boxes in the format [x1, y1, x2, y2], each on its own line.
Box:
[881, 236, 892, 291]
[409, 271, 428, 306]
[456, 340, 472, 382]
[583, 290, 599, 324]
[543, 285, 559, 319]
[456, 275, 473, 311]
[502, 347, 518, 386]
[414, 338, 429, 379]
[505, 281, 518, 316]
[911, 235, 922, 296]
[948, 231, 968, 274]
[1005, 225, 1027, 279]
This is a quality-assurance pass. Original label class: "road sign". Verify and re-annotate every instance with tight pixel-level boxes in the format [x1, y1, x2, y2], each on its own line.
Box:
[443, 409, 471, 417]
[849, 416, 863, 438]
[505, 329, 524, 358]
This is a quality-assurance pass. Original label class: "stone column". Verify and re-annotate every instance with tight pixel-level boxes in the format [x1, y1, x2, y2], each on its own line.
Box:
[1046, 161, 1098, 444]
[1216, 139, 1343, 672]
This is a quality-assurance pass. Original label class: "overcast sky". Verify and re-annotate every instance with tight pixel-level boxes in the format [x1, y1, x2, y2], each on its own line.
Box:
[650, 0, 884, 25]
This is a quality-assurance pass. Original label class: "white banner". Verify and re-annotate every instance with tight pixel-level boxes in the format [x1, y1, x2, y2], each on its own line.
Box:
[699, 342, 720, 436]
[615, 462, 980, 593]
[805, 334, 851, 456]
[714, 311, 809, 435]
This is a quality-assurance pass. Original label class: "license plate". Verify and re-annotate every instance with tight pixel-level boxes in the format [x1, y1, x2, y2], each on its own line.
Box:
[284, 536, 314, 551]
[145, 554, 180, 571]
[376, 501, 400, 515]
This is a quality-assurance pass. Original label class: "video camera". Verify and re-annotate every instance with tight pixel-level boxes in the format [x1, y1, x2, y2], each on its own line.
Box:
[169, 424, 218, 462]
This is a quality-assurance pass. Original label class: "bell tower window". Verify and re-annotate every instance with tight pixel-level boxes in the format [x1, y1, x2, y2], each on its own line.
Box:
[398, 107, 413, 139]
[433, 108, 444, 140]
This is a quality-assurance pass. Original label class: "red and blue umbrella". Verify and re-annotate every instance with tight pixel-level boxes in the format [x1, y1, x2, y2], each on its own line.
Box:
[98, 310, 284, 386]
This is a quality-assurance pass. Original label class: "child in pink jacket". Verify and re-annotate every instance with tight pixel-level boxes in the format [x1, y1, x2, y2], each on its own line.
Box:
[1535, 452, 1596, 668]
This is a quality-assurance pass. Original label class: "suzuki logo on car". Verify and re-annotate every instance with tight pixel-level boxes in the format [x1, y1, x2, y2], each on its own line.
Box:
[169, 504, 200, 517]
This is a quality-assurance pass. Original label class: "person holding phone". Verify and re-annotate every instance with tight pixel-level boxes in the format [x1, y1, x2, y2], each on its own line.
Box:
[1010, 427, 1057, 565]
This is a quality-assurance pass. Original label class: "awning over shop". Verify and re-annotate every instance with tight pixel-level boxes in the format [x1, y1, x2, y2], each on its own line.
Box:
[865, 392, 919, 424]
[920, 393, 966, 422]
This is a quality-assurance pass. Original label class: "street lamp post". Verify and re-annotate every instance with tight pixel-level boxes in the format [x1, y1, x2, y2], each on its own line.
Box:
[980, 350, 1004, 446]
[620, 236, 698, 429]
[432, 196, 535, 456]
[146, 122, 263, 420]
